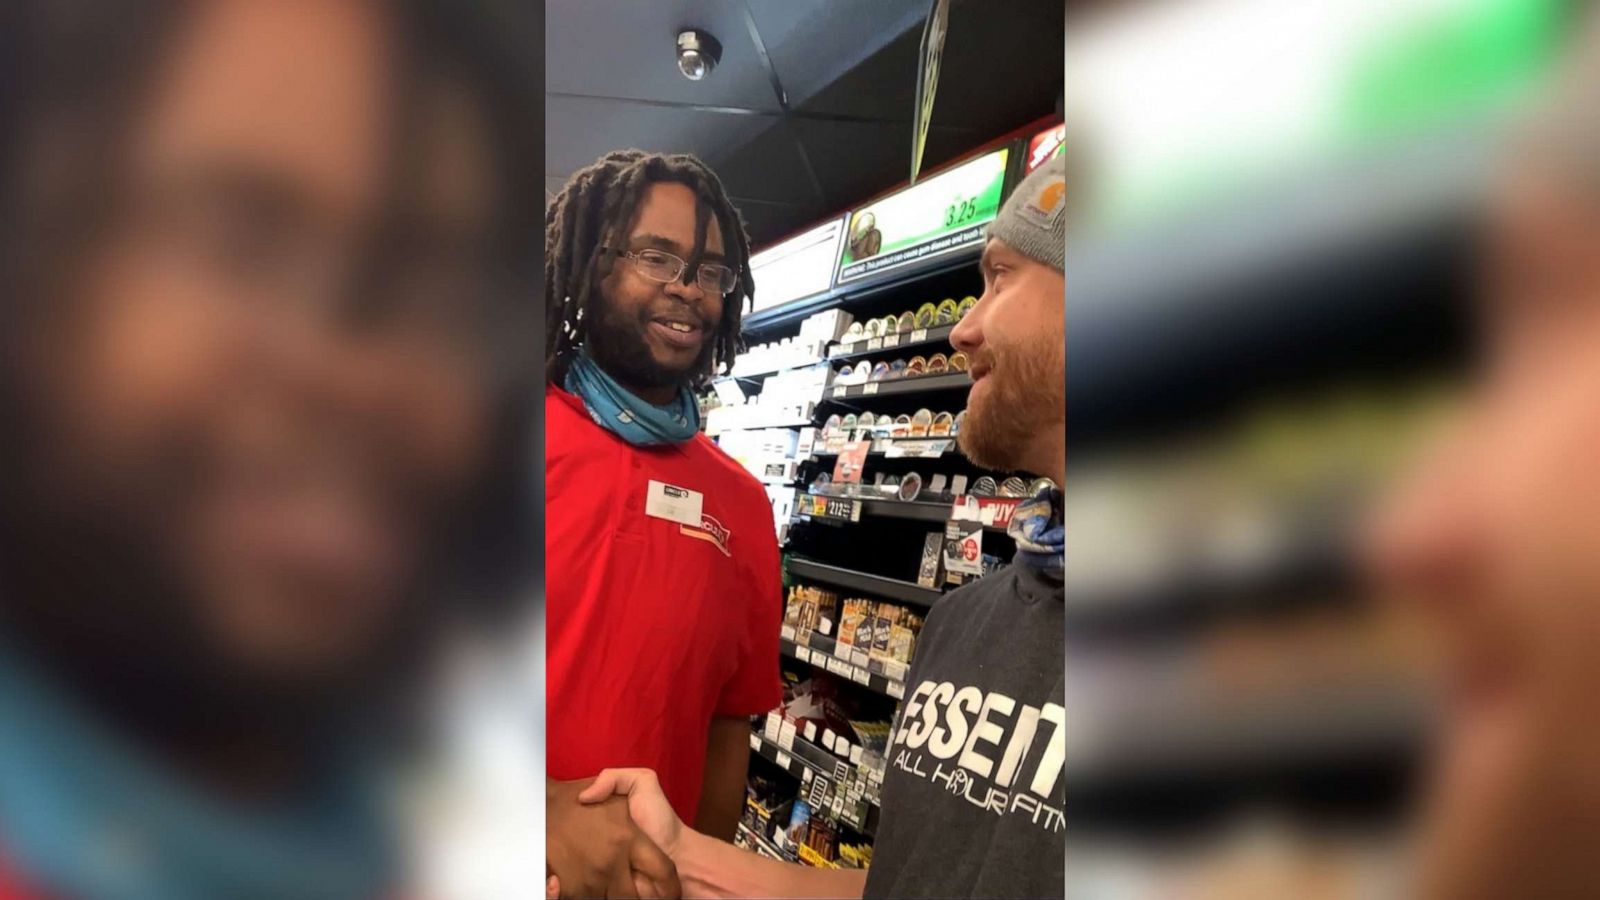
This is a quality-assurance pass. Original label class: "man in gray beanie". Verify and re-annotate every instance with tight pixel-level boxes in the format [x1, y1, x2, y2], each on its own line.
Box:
[568, 156, 1067, 899]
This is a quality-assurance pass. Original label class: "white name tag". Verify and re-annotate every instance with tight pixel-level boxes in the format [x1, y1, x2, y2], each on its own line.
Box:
[645, 480, 704, 527]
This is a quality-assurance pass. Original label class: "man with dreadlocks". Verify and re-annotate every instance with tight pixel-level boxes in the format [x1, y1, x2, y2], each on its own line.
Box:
[545, 150, 783, 851]
[571, 155, 1069, 900]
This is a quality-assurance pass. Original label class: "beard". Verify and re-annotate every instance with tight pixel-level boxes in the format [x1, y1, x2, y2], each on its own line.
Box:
[957, 333, 1064, 475]
[585, 294, 717, 391]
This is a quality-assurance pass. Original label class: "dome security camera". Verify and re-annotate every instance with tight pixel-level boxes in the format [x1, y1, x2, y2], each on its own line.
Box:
[677, 29, 722, 82]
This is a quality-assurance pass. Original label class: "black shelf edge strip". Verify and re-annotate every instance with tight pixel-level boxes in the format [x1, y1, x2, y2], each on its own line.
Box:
[787, 557, 943, 608]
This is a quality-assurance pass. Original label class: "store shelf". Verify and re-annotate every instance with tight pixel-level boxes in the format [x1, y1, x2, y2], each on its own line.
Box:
[750, 731, 881, 806]
[748, 733, 883, 842]
[829, 324, 957, 361]
[860, 497, 951, 523]
[741, 254, 977, 335]
[823, 372, 971, 401]
[811, 438, 964, 459]
[723, 357, 831, 381]
[798, 493, 1015, 535]
[706, 416, 815, 436]
[780, 633, 907, 700]
[787, 557, 943, 608]
[836, 252, 980, 304]
[735, 823, 788, 861]
[742, 290, 845, 335]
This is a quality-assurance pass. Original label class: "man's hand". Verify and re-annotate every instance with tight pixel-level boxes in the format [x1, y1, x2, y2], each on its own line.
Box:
[547, 776, 681, 899]
[579, 769, 686, 859]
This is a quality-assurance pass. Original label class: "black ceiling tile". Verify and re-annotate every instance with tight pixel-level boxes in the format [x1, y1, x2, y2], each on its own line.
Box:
[728, 199, 810, 250]
[789, 118, 918, 211]
[546, 0, 783, 112]
[931, 0, 1063, 135]
[753, 0, 927, 110]
[545, 95, 771, 176]
[705, 121, 820, 207]
[793, 0, 1060, 133]
[790, 20, 922, 121]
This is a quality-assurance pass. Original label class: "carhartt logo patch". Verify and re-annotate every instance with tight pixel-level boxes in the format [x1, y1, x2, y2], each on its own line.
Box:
[1015, 175, 1065, 230]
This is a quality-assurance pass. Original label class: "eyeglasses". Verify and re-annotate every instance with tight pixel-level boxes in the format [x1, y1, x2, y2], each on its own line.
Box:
[606, 247, 738, 296]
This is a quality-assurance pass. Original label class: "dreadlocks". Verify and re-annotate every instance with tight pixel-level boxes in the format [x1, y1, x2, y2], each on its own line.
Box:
[544, 149, 755, 385]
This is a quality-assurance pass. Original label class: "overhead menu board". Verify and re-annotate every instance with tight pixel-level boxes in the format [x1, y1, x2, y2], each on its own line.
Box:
[746, 215, 847, 315]
[835, 147, 1009, 286]
[1025, 123, 1066, 174]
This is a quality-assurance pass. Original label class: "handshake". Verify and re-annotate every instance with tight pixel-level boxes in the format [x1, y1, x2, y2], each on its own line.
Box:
[547, 770, 687, 900]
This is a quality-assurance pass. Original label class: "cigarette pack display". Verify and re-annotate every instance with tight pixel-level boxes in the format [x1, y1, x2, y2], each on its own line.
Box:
[805, 816, 838, 860]
[784, 800, 813, 852]
[796, 592, 815, 634]
[870, 607, 900, 659]
[793, 585, 839, 636]
[838, 599, 867, 647]
[887, 623, 916, 664]
[742, 774, 795, 843]
[783, 586, 805, 629]
[839, 841, 873, 869]
[780, 670, 812, 709]
[916, 532, 944, 587]
[813, 587, 837, 631]
[853, 614, 877, 651]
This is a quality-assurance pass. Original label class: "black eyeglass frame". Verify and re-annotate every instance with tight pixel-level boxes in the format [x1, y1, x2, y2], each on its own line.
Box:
[602, 246, 739, 296]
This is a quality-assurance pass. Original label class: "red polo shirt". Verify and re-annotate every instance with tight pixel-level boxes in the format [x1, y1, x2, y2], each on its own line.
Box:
[545, 386, 783, 823]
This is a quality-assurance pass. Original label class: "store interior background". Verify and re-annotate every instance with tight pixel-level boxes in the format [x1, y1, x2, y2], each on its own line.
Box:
[547, 0, 1576, 894]
[546, 0, 1067, 878]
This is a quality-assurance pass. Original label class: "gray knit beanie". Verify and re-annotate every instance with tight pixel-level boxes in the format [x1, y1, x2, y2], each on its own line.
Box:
[987, 154, 1065, 272]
